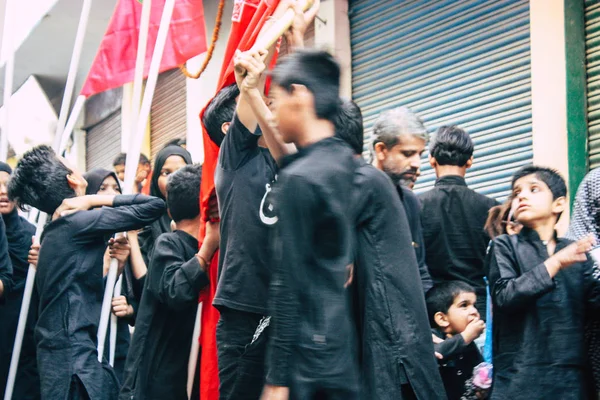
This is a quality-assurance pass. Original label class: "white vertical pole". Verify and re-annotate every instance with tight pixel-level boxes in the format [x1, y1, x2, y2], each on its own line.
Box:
[187, 303, 202, 399]
[97, 0, 177, 360]
[0, 0, 15, 163]
[108, 274, 123, 367]
[58, 95, 86, 154]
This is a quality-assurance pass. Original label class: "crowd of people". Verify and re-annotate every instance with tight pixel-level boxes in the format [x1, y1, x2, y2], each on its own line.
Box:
[1, 3, 600, 400]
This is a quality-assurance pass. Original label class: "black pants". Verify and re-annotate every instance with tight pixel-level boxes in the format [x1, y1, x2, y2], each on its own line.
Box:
[216, 308, 270, 400]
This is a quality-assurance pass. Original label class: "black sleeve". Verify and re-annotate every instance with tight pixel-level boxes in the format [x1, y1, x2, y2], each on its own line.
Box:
[146, 236, 209, 310]
[487, 237, 554, 312]
[266, 175, 316, 387]
[583, 257, 600, 309]
[0, 217, 13, 299]
[72, 195, 165, 242]
[218, 114, 261, 171]
[403, 188, 433, 292]
[434, 334, 469, 359]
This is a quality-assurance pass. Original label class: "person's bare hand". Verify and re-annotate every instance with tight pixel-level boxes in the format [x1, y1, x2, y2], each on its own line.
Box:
[552, 234, 596, 270]
[234, 49, 269, 92]
[53, 196, 94, 220]
[260, 385, 289, 400]
[112, 295, 134, 318]
[108, 236, 131, 274]
[435, 352, 443, 360]
[207, 190, 220, 221]
[432, 333, 443, 344]
[344, 263, 354, 288]
[461, 318, 485, 344]
[28, 237, 40, 268]
[205, 219, 220, 252]
[284, 0, 320, 47]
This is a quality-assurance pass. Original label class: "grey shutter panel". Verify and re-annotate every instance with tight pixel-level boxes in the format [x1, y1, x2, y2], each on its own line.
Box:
[86, 110, 122, 171]
[150, 68, 187, 158]
[350, 0, 532, 200]
[587, 0, 600, 169]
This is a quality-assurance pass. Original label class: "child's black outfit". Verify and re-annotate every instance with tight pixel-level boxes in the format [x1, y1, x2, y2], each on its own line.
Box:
[487, 227, 600, 399]
[35, 194, 165, 400]
[120, 230, 209, 400]
[433, 329, 483, 400]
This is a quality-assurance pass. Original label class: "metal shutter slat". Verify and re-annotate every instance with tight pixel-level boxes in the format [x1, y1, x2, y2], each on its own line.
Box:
[86, 111, 122, 171]
[586, 0, 600, 169]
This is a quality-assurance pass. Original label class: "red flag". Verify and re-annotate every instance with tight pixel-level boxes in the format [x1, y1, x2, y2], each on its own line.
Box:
[198, 1, 281, 399]
[81, 0, 207, 97]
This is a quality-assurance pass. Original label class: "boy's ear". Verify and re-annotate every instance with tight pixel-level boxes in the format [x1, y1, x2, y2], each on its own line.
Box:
[66, 174, 83, 191]
[434, 312, 450, 329]
[552, 196, 567, 215]
[374, 142, 388, 162]
[221, 121, 231, 135]
[465, 156, 474, 169]
[429, 155, 437, 169]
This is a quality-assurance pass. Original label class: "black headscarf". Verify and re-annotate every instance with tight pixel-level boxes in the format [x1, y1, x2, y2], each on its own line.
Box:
[150, 145, 193, 201]
[84, 168, 122, 195]
[0, 161, 12, 175]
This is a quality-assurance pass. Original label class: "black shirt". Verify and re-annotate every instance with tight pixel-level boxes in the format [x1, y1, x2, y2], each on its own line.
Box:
[420, 175, 497, 307]
[266, 137, 359, 393]
[120, 230, 209, 400]
[397, 184, 433, 293]
[487, 229, 600, 399]
[214, 115, 277, 315]
[353, 162, 446, 400]
[0, 216, 12, 299]
[35, 194, 165, 400]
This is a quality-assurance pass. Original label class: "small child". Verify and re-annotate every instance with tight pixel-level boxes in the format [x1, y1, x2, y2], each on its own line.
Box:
[119, 164, 220, 400]
[427, 281, 485, 400]
[486, 165, 599, 399]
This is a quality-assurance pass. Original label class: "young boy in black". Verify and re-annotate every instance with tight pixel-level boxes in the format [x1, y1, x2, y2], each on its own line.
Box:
[261, 50, 359, 400]
[487, 165, 600, 399]
[7, 145, 165, 400]
[120, 164, 220, 400]
[426, 281, 485, 400]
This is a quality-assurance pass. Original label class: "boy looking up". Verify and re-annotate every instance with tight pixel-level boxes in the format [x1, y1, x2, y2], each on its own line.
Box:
[120, 164, 219, 400]
[262, 50, 359, 400]
[487, 165, 599, 399]
[8, 145, 165, 400]
[426, 281, 485, 400]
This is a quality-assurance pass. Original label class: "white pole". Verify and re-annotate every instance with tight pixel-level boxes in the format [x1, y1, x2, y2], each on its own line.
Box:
[0, 0, 15, 162]
[4, 2, 93, 398]
[187, 303, 202, 399]
[52, 0, 93, 151]
[58, 95, 86, 155]
[130, 0, 152, 145]
[97, 0, 177, 360]
[108, 274, 123, 366]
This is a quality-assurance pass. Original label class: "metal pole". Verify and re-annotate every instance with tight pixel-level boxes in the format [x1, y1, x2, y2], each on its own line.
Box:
[0, 0, 15, 162]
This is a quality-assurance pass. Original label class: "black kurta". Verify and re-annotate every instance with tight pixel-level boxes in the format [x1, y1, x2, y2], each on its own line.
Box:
[119, 230, 209, 400]
[0, 215, 12, 299]
[35, 195, 165, 400]
[487, 228, 600, 399]
[352, 161, 446, 400]
[0, 208, 39, 399]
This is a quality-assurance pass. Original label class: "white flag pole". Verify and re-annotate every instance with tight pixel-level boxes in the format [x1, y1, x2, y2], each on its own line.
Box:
[0, 0, 15, 163]
[108, 274, 123, 367]
[3, 2, 93, 399]
[97, 0, 177, 361]
[187, 303, 202, 399]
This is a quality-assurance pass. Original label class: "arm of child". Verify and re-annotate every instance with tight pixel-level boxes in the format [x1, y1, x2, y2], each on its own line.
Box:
[127, 230, 147, 283]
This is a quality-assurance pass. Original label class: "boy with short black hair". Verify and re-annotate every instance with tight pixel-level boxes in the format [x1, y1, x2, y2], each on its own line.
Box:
[487, 165, 600, 399]
[120, 164, 220, 400]
[8, 145, 165, 400]
[426, 281, 485, 400]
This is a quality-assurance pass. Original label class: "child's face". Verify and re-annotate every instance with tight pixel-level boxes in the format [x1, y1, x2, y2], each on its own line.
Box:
[442, 291, 479, 334]
[268, 84, 302, 144]
[512, 174, 565, 225]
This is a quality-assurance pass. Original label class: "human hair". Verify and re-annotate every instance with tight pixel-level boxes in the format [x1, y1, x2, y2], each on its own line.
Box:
[426, 281, 476, 328]
[372, 107, 428, 151]
[166, 164, 202, 222]
[271, 49, 341, 121]
[334, 98, 364, 155]
[511, 165, 567, 200]
[113, 152, 150, 166]
[8, 145, 76, 214]
[162, 138, 187, 150]
[202, 83, 239, 147]
[429, 125, 473, 167]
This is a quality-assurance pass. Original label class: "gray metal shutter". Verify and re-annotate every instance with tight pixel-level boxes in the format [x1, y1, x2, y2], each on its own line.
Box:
[86, 110, 122, 171]
[587, 0, 600, 169]
[350, 0, 532, 200]
[150, 68, 187, 158]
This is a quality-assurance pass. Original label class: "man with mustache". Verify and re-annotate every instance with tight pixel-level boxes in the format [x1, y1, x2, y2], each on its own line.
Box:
[372, 107, 432, 292]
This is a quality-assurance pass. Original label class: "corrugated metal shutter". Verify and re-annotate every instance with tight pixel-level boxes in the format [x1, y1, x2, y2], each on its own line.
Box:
[586, 0, 600, 169]
[86, 110, 122, 171]
[150, 68, 187, 158]
[350, 0, 532, 200]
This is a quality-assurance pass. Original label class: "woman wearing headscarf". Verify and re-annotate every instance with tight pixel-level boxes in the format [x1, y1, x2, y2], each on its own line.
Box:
[0, 161, 40, 399]
[566, 167, 600, 397]
[134, 145, 192, 298]
[83, 168, 134, 382]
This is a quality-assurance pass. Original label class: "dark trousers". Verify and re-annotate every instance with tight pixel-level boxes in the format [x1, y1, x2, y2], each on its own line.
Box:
[216, 308, 270, 400]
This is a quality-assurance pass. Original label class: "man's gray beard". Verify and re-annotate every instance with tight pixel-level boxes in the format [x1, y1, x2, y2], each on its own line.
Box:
[384, 171, 414, 188]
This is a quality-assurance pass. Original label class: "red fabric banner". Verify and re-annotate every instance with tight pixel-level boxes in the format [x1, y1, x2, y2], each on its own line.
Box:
[198, 1, 281, 399]
[81, 0, 207, 97]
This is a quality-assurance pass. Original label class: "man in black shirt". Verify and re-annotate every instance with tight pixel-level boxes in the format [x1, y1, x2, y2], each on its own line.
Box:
[8, 145, 165, 400]
[420, 125, 498, 315]
[371, 106, 433, 292]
